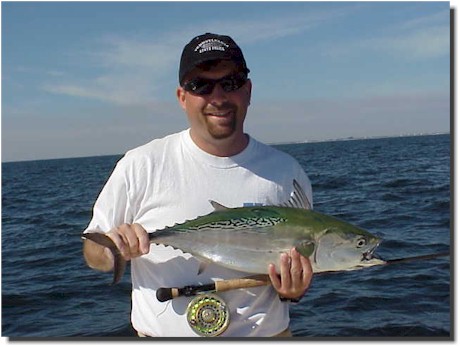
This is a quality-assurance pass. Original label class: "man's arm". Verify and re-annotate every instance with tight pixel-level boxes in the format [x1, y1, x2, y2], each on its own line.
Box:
[83, 238, 115, 272]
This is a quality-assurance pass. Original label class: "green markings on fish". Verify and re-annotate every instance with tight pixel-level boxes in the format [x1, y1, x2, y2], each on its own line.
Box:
[172, 204, 287, 232]
[82, 180, 384, 284]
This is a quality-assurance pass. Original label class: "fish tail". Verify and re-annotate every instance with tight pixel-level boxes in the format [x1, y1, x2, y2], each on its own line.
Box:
[82, 232, 126, 285]
[112, 251, 127, 285]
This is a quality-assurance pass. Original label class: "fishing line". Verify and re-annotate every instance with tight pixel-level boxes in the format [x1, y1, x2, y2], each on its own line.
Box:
[382, 252, 450, 265]
[157, 299, 172, 317]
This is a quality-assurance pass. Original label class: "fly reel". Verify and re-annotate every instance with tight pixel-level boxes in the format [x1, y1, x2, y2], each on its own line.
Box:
[186, 293, 230, 337]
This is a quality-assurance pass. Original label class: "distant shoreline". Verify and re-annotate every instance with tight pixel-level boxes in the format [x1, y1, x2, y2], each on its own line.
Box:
[269, 132, 450, 146]
[2, 132, 450, 164]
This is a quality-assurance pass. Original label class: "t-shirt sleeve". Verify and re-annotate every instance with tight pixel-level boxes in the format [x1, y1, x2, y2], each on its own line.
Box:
[83, 156, 135, 234]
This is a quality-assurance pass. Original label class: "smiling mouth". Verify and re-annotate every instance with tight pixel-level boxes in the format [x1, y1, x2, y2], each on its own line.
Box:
[205, 110, 233, 118]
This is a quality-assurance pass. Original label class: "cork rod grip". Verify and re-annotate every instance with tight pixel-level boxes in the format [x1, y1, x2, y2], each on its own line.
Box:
[214, 275, 271, 292]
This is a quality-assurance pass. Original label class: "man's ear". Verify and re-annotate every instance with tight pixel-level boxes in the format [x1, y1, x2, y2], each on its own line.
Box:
[245, 79, 252, 106]
[176, 87, 186, 110]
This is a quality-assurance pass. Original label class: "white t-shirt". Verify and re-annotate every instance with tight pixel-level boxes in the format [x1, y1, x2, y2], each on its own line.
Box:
[84, 129, 313, 337]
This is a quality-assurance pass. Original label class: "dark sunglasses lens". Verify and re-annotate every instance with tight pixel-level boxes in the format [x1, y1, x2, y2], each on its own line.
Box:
[220, 74, 247, 92]
[184, 73, 247, 95]
[184, 79, 214, 95]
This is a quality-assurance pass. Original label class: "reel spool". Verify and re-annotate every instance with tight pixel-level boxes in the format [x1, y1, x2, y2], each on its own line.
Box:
[186, 293, 230, 337]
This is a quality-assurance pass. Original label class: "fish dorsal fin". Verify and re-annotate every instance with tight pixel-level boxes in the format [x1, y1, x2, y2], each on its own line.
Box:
[209, 200, 230, 211]
[210, 180, 311, 210]
[281, 179, 312, 210]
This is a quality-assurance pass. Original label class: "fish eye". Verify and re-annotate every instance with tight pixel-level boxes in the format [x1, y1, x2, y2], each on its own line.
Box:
[356, 237, 367, 248]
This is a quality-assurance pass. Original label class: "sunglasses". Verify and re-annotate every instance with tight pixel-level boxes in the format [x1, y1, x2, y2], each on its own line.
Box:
[182, 72, 248, 96]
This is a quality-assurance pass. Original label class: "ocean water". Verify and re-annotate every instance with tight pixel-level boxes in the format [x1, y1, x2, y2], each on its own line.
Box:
[2, 134, 451, 338]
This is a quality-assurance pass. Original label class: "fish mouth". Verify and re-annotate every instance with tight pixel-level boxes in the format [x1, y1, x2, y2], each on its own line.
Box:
[362, 242, 381, 261]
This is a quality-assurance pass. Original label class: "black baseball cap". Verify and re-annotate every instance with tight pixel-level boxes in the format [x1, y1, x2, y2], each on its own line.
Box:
[179, 33, 250, 85]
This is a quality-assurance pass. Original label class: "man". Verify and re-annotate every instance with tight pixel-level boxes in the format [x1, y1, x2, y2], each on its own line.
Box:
[83, 33, 313, 337]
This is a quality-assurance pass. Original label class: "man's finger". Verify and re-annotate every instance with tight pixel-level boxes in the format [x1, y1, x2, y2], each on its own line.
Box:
[279, 252, 292, 290]
[300, 254, 313, 287]
[133, 223, 150, 254]
[107, 229, 129, 259]
[289, 248, 303, 286]
[268, 263, 282, 290]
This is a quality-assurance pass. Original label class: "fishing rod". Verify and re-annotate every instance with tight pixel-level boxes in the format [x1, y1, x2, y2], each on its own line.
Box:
[156, 274, 271, 302]
[156, 252, 450, 302]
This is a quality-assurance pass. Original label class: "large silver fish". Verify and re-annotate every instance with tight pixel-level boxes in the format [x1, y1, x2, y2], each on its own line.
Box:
[83, 180, 385, 284]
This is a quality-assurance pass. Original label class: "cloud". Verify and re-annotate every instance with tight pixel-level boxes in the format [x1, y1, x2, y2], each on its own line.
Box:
[38, 5, 448, 106]
[322, 9, 449, 61]
[199, 5, 355, 44]
[41, 34, 183, 105]
[42, 72, 162, 105]
[362, 24, 449, 60]
[398, 9, 448, 31]
[40, 6, 357, 105]
[93, 37, 176, 70]
[13, 66, 66, 77]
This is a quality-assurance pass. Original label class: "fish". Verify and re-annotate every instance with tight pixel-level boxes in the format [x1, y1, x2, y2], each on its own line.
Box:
[82, 180, 385, 284]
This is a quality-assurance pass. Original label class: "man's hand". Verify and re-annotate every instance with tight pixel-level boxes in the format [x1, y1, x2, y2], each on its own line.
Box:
[268, 247, 313, 300]
[107, 223, 150, 261]
[83, 223, 151, 273]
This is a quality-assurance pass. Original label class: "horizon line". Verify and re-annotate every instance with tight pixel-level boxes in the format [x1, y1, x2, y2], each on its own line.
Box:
[2, 132, 450, 165]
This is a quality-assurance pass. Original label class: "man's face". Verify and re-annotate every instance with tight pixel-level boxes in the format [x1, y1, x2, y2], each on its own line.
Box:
[177, 60, 252, 145]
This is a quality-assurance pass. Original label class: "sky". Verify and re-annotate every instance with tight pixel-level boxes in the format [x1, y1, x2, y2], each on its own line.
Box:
[2, 1, 451, 162]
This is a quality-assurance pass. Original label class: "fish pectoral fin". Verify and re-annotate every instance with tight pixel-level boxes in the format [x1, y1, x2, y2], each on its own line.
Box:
[197, 261, 211, 275]
[193, 255, 212, 275]
[295, 241, 315, 258]
[82, 232, 126, 285]
[209, 200, 230, 211]
[112, 253, 127, 285]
